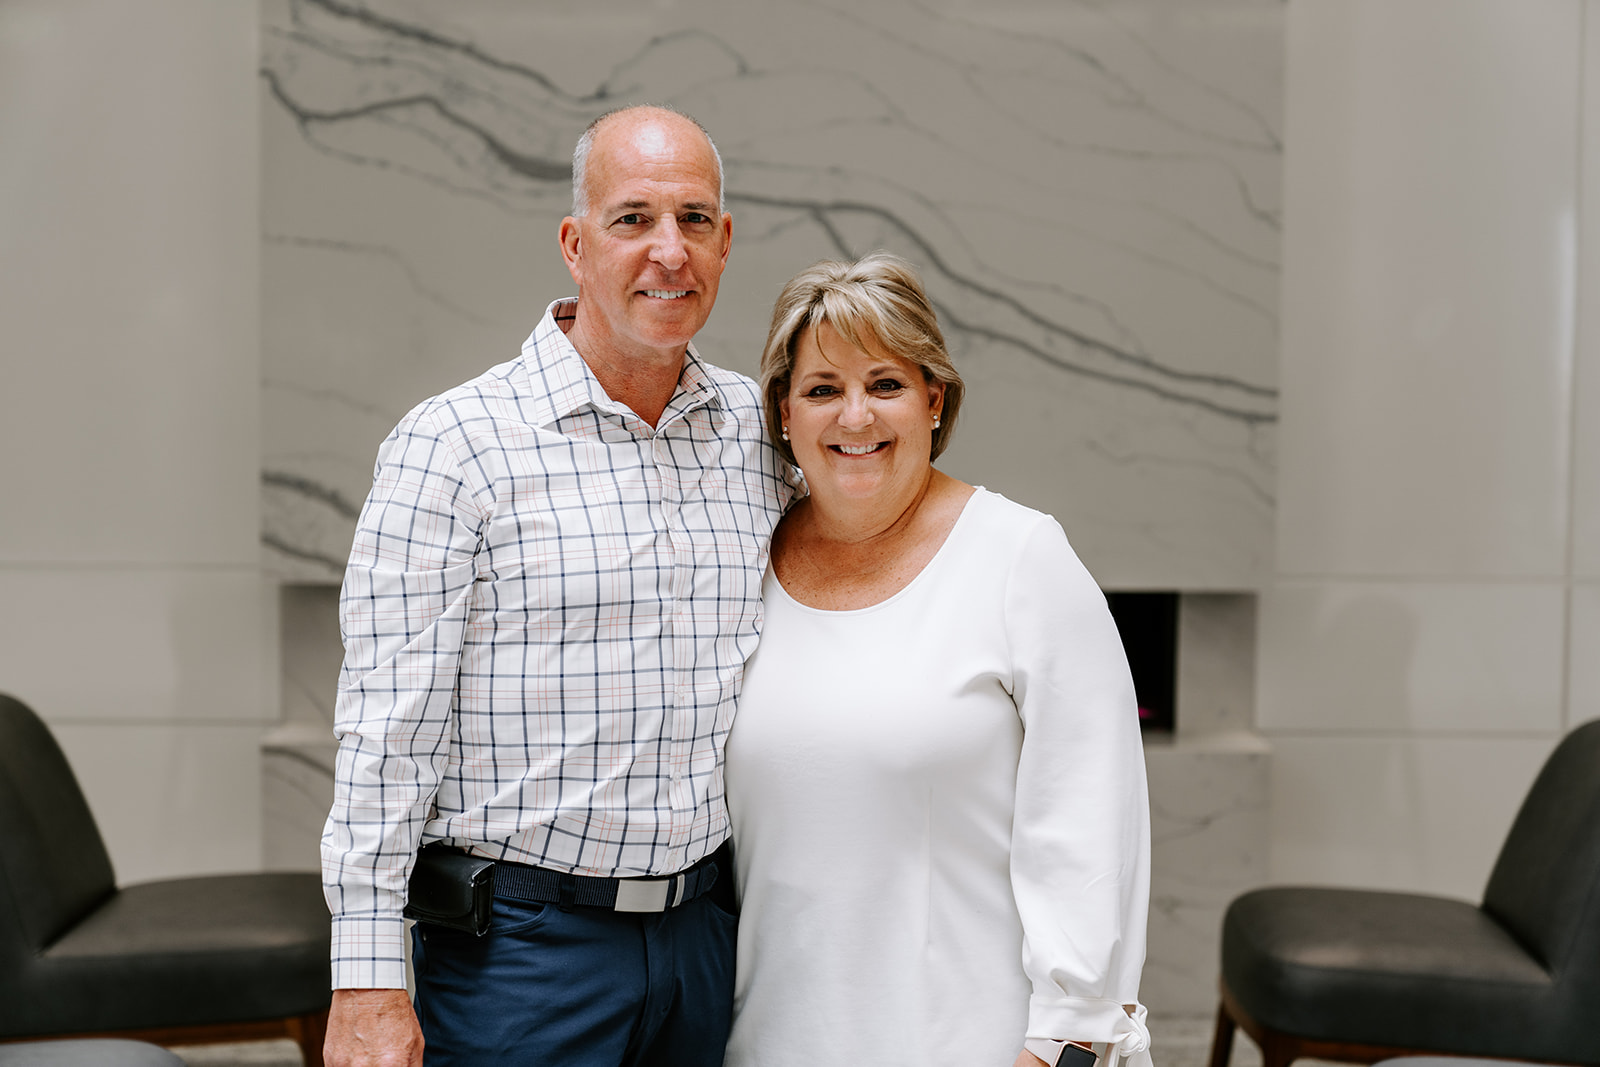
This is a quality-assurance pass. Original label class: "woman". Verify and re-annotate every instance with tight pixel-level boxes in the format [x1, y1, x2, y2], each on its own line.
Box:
[723, 252, 1153, 1067]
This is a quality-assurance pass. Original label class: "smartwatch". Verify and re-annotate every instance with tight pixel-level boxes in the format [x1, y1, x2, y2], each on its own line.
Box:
[1060, 1043, 1097, 1067]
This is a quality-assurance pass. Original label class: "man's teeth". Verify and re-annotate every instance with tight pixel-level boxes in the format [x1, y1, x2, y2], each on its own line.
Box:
[643, 290, 689, 299]
[837, 444, 881, 455]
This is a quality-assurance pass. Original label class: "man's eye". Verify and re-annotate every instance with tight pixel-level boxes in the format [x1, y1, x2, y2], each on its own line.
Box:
[682, 212, 713, 226]
[616, 213, 645, 225]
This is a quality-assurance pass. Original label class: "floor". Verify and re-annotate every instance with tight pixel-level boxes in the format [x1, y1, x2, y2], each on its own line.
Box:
[169, 1016, 1276, 1067]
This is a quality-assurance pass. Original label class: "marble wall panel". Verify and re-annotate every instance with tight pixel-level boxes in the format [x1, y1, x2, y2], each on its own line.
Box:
[263, 584, 341, 870]
[1267, 735, 1556, 900]
[264, 737, 336, 872]
[1576, 0, 1600, 580]
[1277, 0, 1580, 580]
[1143, 735, 1269, 1016]
[54, 722, 266, 883]
[0, 0, 267, 882]
[0, 569, 268, 724]
[260, 0, 1281, 589]
[1257, 581, 1567, 735]
[1571, 584, 1600, 729]
[1175, 593, 1256, 738]
[0, 0, 261, 567]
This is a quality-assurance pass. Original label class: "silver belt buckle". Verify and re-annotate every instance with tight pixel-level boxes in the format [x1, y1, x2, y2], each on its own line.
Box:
[613, 875, 676, 912]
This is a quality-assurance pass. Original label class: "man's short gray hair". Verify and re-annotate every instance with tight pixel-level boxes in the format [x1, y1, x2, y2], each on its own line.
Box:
[570, 105, 725, 218]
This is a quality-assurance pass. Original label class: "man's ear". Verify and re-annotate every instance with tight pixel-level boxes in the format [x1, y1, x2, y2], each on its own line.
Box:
[719, 212, 732, 269]
[559, 216, 582, 285]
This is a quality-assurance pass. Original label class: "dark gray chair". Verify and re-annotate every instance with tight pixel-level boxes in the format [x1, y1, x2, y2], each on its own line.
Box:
[0, 694, 330, 1066]
[1208, 718, 1600, 1067]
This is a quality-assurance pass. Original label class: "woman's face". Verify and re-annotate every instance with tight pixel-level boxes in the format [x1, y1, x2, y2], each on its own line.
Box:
[780, 322, 945, 510]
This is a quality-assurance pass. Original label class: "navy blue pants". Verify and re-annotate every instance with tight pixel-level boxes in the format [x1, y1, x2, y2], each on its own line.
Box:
[411, 889, 736, 1066]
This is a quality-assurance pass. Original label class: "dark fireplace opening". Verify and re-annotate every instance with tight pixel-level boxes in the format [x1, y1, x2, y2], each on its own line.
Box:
[1104, 592, 1177, 734]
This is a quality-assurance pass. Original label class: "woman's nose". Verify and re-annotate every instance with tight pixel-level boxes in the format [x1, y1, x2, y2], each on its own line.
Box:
[838, 392, 874, 429]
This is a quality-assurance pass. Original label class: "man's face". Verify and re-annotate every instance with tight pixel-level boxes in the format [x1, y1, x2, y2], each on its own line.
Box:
[560, 112, 732, 364]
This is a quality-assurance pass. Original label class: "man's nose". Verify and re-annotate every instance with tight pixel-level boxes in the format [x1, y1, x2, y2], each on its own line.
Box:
[649, 217, 689, 271]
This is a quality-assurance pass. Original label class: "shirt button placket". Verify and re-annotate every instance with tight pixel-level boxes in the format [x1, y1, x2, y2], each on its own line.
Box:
[653, 433, 695, 847]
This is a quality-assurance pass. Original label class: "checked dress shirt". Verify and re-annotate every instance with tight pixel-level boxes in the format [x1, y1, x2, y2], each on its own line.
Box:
[323, 299, 796, 988]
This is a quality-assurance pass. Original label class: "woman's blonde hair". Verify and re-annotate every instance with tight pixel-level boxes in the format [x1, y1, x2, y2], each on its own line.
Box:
[759, 251, 964, 465]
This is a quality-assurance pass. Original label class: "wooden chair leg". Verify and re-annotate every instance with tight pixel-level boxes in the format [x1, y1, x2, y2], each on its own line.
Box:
[1206, 1000, 1237, 1067]
[1258, 1029, 1302, 1067]
[286, 1008, 329, 1067]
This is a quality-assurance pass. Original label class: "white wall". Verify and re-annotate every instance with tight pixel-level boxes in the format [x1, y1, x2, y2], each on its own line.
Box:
[0, 0, 266, 882]
[1263, 0, 1597, 898]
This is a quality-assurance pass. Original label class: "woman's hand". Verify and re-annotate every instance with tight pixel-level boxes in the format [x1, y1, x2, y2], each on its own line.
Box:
[1013, 1053, 1051, 1067]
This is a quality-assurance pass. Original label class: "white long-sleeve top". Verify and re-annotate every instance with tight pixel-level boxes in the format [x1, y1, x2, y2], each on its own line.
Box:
[724, 488, 1153, 1067]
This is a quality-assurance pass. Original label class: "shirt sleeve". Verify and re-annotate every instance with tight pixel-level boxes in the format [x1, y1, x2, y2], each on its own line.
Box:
[1004, 515, 1154, 1067]
[321, 403, 486, 989]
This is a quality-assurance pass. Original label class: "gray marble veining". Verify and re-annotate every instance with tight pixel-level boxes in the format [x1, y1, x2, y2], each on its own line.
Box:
[260, 0, 1282, 589]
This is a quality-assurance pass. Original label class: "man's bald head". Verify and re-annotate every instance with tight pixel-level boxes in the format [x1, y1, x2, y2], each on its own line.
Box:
[570, 105, 725, 218]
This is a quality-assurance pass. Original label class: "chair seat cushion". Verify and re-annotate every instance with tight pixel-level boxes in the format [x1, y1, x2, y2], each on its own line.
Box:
[1223, 887, 1555, 1056]
[7, 872, 330, 1037]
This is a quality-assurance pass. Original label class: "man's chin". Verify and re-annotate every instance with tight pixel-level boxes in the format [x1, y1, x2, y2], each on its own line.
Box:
[632, 311, 711, 350]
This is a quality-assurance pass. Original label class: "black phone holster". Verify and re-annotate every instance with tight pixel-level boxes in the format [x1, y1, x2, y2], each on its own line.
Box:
[403, 843, 496, 936]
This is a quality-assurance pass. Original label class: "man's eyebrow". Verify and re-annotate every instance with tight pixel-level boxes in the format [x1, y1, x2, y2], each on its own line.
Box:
[606, 199, 718, 213]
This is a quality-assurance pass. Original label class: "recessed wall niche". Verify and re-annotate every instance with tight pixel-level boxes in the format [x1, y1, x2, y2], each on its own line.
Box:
[1107, 592, 1180, 734]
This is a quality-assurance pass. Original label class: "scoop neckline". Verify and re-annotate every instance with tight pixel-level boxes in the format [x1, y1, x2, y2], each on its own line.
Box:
[767, 487, 988, 616]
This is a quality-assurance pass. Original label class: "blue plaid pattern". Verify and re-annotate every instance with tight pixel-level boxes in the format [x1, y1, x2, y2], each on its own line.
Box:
[323, 299, 796, 987]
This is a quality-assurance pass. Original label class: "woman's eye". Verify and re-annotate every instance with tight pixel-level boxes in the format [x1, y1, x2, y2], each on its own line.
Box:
[872, 379, 905, 392]
[805, 385, 837, 398]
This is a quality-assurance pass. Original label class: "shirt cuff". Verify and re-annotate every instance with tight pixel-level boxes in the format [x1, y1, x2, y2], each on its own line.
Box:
[1024, 1039, 1068, 1065]
[330, 914, 411, 989]
[1027, 997, 1153, 1067]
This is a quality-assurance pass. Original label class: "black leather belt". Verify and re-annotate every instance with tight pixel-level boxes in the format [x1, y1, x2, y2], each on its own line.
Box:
[493, 850, 720, 913]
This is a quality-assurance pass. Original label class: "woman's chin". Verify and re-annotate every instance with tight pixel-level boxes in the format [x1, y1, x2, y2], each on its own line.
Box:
[808, 473, 913, 507]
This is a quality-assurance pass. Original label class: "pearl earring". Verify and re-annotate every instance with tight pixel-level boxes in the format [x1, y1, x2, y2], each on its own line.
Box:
[933, 416, 941, 429]
[781, 427, 789, 441]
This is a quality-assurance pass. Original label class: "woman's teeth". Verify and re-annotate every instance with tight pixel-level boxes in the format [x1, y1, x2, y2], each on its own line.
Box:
[835, 443, 882, 456]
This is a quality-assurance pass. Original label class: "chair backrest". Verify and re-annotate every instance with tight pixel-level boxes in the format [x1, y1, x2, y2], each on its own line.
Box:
[0, 694, 116, 959]
[1481, 717, 1600, 978]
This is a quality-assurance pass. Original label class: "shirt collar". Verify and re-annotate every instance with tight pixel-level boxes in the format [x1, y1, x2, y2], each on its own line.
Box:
[517, 298, 725, 430]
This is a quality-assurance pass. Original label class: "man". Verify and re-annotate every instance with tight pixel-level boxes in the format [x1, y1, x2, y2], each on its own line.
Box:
[321, 106, 795, 1066]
